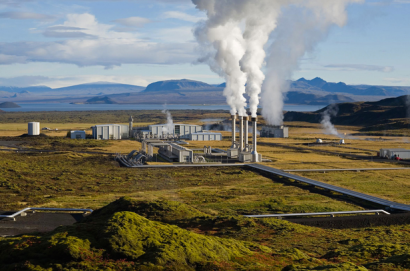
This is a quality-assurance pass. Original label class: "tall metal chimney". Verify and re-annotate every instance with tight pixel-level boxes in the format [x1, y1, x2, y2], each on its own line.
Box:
[239, 116, 244, 151]
[251, 117, 259, 162]
[231, 115, 236, 148]
[244, 116, 249, 151]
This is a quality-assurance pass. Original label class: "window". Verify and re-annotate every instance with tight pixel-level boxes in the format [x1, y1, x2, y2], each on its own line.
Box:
[175, 125, 180, 135]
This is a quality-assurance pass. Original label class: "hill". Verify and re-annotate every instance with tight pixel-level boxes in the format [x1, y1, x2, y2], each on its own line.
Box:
[85, 96, 118, 104]
[284, 95, 410, 130]
[292, 77, 410, 96]
[56, 82, 144, 95]
[0, 102, 20, 108]
[144, 79, 215, 92]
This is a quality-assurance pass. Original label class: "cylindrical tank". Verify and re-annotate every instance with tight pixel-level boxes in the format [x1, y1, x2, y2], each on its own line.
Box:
[28, 122, 40, 136]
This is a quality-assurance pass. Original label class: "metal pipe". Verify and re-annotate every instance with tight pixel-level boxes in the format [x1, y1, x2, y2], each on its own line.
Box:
[244, 116, 249, 151]
[239, 116, 244, 151]
[251, 117, 259, 162]
[0, 207, 94, 221]
[231, 115, 236, 148]
[244, 209, 390, 218]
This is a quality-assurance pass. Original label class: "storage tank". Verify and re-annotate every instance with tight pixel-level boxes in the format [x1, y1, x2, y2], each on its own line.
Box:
[28, 122, 40, 136]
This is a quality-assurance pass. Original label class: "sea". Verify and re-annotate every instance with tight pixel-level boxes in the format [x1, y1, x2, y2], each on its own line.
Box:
[1, 103, 324, 112]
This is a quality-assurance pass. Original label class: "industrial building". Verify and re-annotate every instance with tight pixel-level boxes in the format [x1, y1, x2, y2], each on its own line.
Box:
[91, 124, 129, 140]
[28, 122, 40, 136]
[71, 130, 86, 139]
[149, 124, 202, 137]
[189, 132, 222, 141]
[260, 125, 289, 138]
[380, 148, 410, 160]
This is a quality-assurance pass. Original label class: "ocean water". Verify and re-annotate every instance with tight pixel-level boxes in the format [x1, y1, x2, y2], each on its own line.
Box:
[1, 103, 324, 112]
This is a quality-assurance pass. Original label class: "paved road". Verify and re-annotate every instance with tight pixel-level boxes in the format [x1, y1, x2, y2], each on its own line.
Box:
[284, 167, 410, 172]
[0, 212, 86, 237]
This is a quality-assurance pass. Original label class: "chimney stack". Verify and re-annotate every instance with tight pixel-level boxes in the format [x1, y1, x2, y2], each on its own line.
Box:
[244, 116, 249, 151]
[239, 116, 244, 151]
[251, 117, 259, 162]
[231, 115, 236, 148]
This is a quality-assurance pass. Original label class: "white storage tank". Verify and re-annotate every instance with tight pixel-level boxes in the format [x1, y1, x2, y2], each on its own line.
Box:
[28, 122, 40, 136]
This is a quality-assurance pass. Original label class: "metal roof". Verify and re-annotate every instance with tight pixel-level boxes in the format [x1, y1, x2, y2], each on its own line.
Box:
[149, 124, 201, 127]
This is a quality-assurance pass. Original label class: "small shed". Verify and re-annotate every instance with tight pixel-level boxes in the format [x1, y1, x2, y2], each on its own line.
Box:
[261, 126, 289, 138]
[71, 130, 86, 139]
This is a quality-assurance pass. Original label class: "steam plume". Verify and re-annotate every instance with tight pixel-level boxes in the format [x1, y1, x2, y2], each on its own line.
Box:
[192, 0, 363, 123]
[321, 104, 339, 136]
[262, 0, 363, 125]
[162, 106, 174, 134]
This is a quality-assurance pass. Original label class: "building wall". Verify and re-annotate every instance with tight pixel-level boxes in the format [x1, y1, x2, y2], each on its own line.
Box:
[71, 131, 86, 139]
[92, 124, 129, 140]
[149, 124, 202, 136]
[261, 126, 289, 138]
[189, 133, 222, 141]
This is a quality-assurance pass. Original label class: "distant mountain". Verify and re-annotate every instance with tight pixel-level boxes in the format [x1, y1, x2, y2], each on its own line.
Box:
[144, 79, 216, 92]
[285, 92, 354, 105]
[0, 102, 20, 108]
[292, 77, 410, 96]
[85, 96, 118, 104]
[55, 82, 144, 95]
[0, 86, 52, 93]
[284, 95, 410, 129]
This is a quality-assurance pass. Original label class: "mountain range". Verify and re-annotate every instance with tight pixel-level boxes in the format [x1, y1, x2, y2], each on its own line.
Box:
[0, 78, 409, 106]
[284, 95, 410, 131]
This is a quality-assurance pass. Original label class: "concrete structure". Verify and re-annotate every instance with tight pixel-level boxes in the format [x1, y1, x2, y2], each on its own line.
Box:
[380, 148, 410, 159]
[92, 124, 129, 140]
[251, 117, 259, 162]
[149, 124, 202, 137]
[28, 122, 40, 136]
[158, 143, 194, 163]
[244, 116, 249, 151]
[231, 115, 236, 148]
[70, 130, 86, 139]
[261, 125, 289, 138]
[189, 132, 222, 141]
[239, 116, 244, 151]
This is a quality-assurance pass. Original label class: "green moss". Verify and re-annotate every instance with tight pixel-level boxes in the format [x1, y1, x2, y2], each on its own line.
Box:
[284, 262, 368, 270]
[102, 211, 261, 267]
[87, 197, 208, 224]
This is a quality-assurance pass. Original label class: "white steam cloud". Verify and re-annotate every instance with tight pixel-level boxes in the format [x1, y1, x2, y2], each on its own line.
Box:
[162, 106, 174, 134]
[321, 104, 340, 137]
[192, 0, 363, 122]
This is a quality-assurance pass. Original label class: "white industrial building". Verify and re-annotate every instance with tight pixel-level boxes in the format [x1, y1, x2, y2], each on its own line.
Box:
[380, 148, 410, 160]
[92, 124, 129, 140]
[149, 124, 202, 137]
[189, 132, 222, 141]
[71, 130, 86, 139]
[28, 122, 40, 136]
[261, 125, 289, 138]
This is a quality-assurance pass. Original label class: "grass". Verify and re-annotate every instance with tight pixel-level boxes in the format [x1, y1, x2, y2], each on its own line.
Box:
[2, 114, 410, 269]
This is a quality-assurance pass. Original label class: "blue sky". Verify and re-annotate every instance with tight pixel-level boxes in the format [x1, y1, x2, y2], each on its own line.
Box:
[0, 0, 408, 88]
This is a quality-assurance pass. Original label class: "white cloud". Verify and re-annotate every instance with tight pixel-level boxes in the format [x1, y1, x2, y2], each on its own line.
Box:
[0, 13, 196, 68]
[114, 16, 151, 27]
[323, 64, 394, 72]
[163, 11, 204, 22]
[0, 54, 27, 64]
[383, 77, 410, 84]
[0, 11, 55, 21]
